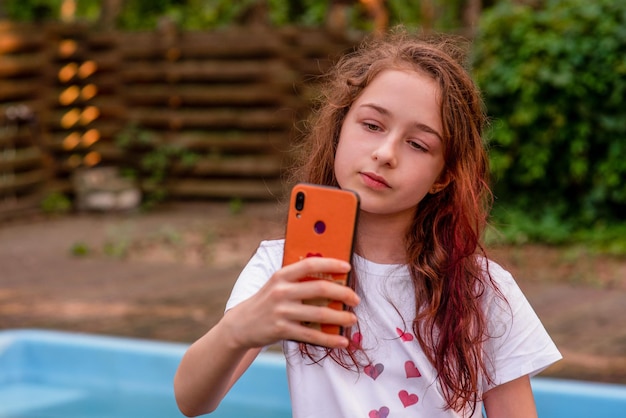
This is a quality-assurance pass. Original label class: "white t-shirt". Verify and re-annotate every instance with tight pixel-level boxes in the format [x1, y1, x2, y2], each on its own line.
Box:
[226, 240, 562, 417]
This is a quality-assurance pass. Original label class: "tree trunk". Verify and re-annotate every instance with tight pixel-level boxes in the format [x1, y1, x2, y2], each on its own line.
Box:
[463, 0, 482, 35]
[421, 0, 435, 32]
[98, 0, 123, 30]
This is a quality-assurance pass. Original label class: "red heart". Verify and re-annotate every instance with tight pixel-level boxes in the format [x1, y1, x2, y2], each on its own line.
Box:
[368, 406, 389, 418]
[399, 390, 419, 407]
[404, 360, 421, 378]
[396, 327, 414, 342]
[349, 332, 362, 350]
[364, 363, 384, 380]
[306, 252, 323, 258]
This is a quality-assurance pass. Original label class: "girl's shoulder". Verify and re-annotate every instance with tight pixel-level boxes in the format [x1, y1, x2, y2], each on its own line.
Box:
[225, 239, 284, 312]
[474, 255, 526, 306]
[255, 239, 284, 260]
[477, 256, 516, 286]
[258, 238, 285, 251]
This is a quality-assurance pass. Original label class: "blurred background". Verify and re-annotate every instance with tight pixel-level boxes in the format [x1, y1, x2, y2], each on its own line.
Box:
[0, 0, 624, 385]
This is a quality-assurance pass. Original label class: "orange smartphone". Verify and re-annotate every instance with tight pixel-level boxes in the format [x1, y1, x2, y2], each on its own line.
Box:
[282, 183, 360, 335]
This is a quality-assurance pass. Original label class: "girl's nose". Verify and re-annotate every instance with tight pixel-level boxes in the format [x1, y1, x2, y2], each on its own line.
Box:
[371, 136, 398, 167]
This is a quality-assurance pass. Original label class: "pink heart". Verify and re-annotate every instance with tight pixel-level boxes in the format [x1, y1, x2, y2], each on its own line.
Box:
[364, 363, 384, 380]
[404, 360, 421, 378]
[349, 332, 362, 350]
[368, 406, 389, 418]
[396, 327, 414, 342]
[399, 390, 419, 407]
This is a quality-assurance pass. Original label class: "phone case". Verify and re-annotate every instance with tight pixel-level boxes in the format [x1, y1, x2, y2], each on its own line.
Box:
[282, 183, 360, 335]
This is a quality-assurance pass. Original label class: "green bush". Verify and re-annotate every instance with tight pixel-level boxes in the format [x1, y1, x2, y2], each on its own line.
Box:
[472, 0, 626, 241]
[2, 0, 469, 31]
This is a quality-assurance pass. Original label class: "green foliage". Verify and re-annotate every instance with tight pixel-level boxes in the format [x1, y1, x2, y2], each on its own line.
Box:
[3, 0, 472, 31]
[103, 222, 134, 259]
[40, 191, 72, 214]
[115, 0, 333, 29]
[386, 0, 467, 32]
[3, 0, 100, 22]
[485, 206, 575, 246]
[3, 0, 61, 21]
[70, 241, 90, 257]
[473, 0, 626, 236]
[228, 198, 244, 215]
[115, 123, 199, 210]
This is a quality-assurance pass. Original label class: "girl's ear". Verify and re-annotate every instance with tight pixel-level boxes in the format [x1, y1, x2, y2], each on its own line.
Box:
[429, 173, 452, 194]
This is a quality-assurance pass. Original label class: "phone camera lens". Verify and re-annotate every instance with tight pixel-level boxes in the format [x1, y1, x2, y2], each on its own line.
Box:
[295, 192, 305, 211]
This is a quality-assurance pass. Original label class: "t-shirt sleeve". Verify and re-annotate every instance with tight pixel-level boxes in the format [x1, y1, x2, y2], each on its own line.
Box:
[225, 239, 284, 312]
[482, 260, 562, 391]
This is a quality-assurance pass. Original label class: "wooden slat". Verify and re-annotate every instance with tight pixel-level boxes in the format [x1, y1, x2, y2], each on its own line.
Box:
[0, 147, 44, 171]
[0, 169, 46, 194]
[44, 79, 120, 106]
[0, 26, 45, 54]
[172, 155, 283, 177]
[0, 193, 43, 219]
[85, 31, 119, 49]
[46, 179, 72, 194]
[127, 108, 294, 130]
[124, 84, 291, 107]
[52, 143, 124, 168]
[282, 28, 351, 58]
[0, 126, 41, 148]
[163, 178, 285, 199]
[46, 122, 124, 150]
[121, 59, 294, 83]
[45, 99, 126, 129]
[77, 49, 121, 73]
[68, 130, 287, 154]
[46, 87, 122, 109]
[168, 131, 287, 152]
[0, 80, 40, 101]
[121, 29, 286, 59]
[0, 54, 46, 77]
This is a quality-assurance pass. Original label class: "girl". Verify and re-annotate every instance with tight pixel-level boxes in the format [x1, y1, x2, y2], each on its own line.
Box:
[174, 29, 561, 418]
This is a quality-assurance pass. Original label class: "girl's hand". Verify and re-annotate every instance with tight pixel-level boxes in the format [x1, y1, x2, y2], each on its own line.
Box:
[222, 257, 360, 350]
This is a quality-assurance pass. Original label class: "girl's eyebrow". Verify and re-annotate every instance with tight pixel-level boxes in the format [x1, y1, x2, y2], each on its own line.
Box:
[360, 103, 443, 142]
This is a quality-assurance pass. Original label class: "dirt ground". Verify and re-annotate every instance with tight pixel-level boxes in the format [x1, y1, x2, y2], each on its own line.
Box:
[0, 201, 625, 384]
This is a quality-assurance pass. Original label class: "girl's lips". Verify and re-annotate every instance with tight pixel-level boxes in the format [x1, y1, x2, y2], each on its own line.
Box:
[360, 172, 391, 189]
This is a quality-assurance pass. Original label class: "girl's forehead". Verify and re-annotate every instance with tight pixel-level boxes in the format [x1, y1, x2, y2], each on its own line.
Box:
[352, 69, 444, 135]
[358, 69, 441, 104]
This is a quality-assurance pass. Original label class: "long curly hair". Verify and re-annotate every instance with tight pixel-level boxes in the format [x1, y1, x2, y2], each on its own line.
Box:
[288, 28, 497, 414]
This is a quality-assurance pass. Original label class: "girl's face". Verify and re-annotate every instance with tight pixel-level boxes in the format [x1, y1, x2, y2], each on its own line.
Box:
[334, 69, 447, 224]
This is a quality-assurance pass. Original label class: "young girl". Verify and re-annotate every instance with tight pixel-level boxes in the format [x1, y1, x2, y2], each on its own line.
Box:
[174, 29, 561, 418]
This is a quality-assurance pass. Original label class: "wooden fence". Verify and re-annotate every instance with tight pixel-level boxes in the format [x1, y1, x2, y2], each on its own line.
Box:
[0, 22, 49, 217]
[0, 21, 359, 216]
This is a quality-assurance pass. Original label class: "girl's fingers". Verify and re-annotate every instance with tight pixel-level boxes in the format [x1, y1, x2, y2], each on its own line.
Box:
[274, 258, 359, 307]
[278, 257, 352, 283]
[226, 300, 355, 349]
[290, 278, 360, 307]
[271, 301, 358, 348]
[280, 301, 358, 328]
[291, 325, 352, 349]
[225, 257, 359, 349]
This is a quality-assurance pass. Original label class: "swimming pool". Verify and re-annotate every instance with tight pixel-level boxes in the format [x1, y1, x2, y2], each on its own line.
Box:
[0, 329, 624, 417]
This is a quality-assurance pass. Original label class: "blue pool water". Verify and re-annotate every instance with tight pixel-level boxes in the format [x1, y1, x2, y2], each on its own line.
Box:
[0, 329, 625, 418]
[0, 330, 290, 418]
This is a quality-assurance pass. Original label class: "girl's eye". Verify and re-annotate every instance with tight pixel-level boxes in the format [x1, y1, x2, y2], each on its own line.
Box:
[408, 140, 427, 152]
[363, 122, 381, 132]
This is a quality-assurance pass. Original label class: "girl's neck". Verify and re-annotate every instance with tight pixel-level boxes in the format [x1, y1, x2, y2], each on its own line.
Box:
[355, 211, 410, 265]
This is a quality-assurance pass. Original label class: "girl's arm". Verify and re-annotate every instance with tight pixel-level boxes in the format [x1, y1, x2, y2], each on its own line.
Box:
[483, 375, 538, 418]
[174, 323, 261, 417]
[173, 256, 360, 417]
